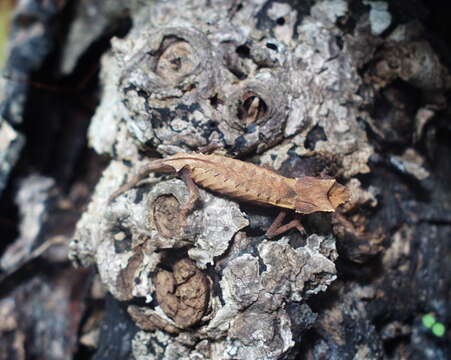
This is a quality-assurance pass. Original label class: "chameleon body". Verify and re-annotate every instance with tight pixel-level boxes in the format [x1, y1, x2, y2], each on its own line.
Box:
[125, 152, 349, 215]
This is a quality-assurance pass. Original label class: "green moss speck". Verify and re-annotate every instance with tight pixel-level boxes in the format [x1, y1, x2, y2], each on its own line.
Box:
[432, 323, 445, 337]
[422, 314, 435, 329]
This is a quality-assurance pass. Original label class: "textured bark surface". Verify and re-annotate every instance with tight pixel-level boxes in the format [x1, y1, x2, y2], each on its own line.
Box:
[0, 0, 450, 359]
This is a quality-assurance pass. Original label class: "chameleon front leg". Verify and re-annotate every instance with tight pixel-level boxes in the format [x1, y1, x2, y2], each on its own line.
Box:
[179, 167, 200, 218]
[265, 210, 306, 238]
[198, 143, 221, 155]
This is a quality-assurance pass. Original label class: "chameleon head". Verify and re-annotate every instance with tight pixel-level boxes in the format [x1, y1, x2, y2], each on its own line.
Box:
[327, 181, 350, 210]
[294, 177, 349, 214]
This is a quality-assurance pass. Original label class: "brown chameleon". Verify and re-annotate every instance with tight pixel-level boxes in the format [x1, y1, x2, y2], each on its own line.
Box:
[110, 152, 349, 237]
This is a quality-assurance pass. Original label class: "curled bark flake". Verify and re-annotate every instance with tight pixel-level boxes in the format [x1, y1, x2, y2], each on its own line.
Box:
[155, 39, 198, 85]
[332, 213, 386, 263]
[120, 27, 217, 98]
[220, 254, 261, 309]
[221, 79, 288, 154]
[389, 148, 430, 181]
[228, 309, 294, 360]
[368, 40, 451, 91]
[258, 235, 337, 302]
[331, 180, 386, 263]
[152, 194, 183, 239]
[116, 250, 144, 300]
[237, 92, 268, 126]
[154, 258, 210, 328]
[128, 306, 180, 335]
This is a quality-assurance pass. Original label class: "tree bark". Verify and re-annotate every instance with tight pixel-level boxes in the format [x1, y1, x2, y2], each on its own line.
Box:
[0, 1, 450, 359]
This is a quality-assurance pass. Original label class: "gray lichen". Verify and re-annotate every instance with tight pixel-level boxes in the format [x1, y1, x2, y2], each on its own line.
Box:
[364, 1, 392, 36]
[0, 174, 55, 272]
[0, 121, 24, 196]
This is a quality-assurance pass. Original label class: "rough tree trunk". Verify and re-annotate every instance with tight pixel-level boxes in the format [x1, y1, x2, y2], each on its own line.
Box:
[0, 1, 450, 360]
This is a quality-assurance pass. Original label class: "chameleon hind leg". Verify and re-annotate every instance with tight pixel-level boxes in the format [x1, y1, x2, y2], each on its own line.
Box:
[179, 167, 200, 218]
[265, 210, 306, 238]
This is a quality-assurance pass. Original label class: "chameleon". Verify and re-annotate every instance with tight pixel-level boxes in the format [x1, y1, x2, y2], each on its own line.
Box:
[109, 152, 349, 238]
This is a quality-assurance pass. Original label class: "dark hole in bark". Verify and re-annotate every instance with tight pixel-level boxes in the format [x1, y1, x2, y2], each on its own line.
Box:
[158, 247, 191, 269]
[15, 14, 38, 28]
[383, 335, 411, 358]
[0, 179, 19, 254]
[170, 57, 182, 70]
[305, 125, 327, 150]
[137, 89, 148, 98]
[336, 35, 344, 50]
[228, 68, 247, 80]
[112, 226, 133, 254]
[237, 92, 268, 125]
[182, 83, 197, 93]
[276, 17, 285, 26]
[266, 42, 278, 51]
[209, 93, 221, 108]
[236, 44, 251, 58]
